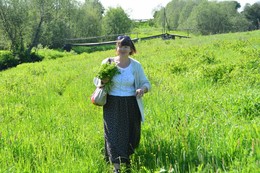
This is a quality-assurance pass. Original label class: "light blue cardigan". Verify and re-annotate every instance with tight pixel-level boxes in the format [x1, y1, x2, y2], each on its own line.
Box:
[100, 57, 151, 122]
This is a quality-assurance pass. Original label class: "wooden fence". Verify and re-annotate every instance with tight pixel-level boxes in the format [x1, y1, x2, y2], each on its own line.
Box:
[63, 33, 190, 51]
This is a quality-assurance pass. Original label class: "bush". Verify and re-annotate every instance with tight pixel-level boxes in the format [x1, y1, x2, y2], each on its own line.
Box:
[72, 45, 115, 54]
[29, 52, 44, 62]
[37, 48, 71, 60]
[17, 51, 44, 63]
[0, 51, 44, 71]
[202, 64, 234, 84]
[0, 51, 19, 70]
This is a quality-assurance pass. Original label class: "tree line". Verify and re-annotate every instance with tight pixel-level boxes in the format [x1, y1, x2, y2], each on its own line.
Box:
[0, 0, 259, 60]
[153, 0, 260, 35]
[0, 0, 132, 62]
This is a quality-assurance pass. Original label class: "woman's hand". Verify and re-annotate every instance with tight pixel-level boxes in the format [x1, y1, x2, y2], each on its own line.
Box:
[136, 88, 145, 98]
[101, 78, 110, 84]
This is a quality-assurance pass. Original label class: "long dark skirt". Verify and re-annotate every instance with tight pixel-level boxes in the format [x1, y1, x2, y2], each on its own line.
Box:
[103, 95, 141, 164]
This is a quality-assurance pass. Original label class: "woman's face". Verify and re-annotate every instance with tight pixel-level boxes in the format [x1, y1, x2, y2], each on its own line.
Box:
[117, 45, 131, 57]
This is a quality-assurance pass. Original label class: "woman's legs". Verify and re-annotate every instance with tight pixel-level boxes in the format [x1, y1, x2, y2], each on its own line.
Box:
[103, 96, 141, 171]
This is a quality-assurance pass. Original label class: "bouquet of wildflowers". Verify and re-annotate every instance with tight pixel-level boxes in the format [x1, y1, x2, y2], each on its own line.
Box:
[96, 62, 120, 92]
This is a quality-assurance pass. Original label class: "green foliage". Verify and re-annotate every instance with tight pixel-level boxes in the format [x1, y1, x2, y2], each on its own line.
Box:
[0, 51, 19, 70]
[71, 0, 103, 39]
[0, 0, 29, 52]
[153, 0, 254, 35]
[0, 0, 105, 53]
[177, 0, 197, 29]
[165, 0, 186, 29]
[41, 19, 71, 49]
[36, 48, 74, 60]
[17, 51, 44, 63]
[0, 31, 259, 172]
[72, 45, 115, 54]
[0, 50, 44, 70]
[202, 64, 234, 83]
[96, 62, 120, 92]
[97, 62, 120, 80]
[0, 48, 75, 71]
[243, 2, 260, 30]
[132, 19, 155, 29]
[102, 7, 132, 37]
[187, 1, 249, 34]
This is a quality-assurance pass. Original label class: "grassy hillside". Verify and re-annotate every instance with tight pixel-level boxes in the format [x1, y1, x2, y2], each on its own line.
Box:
[0, 31, 259, 172]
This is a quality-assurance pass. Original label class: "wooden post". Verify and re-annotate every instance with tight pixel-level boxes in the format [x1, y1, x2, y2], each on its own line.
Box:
[257, 18, 260, 29]
[163, 7, 166, 34]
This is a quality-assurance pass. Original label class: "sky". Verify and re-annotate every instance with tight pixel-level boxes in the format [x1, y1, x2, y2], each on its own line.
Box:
[97, 0, 260, 19]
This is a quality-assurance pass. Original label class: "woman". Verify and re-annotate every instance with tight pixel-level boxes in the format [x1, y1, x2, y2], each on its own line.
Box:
[100, 35, 151, 172]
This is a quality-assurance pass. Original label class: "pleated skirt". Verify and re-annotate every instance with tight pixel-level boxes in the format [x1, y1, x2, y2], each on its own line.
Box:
[103, 95, 141, 164]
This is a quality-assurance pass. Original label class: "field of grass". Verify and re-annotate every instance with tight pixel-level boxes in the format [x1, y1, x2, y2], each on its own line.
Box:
[0, 30, 259, 172]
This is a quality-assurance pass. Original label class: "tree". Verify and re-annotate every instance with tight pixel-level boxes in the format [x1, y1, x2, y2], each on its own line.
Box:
[177, 0, 198, 30]
[39, 0, 80, 48]
[39, 0, 104, 47]
[218, 1, 249, 32]
[153, 0, 251, 35]
[0, 0, 29, 55]
[73, 0, 103, 38]
[182, 0, 249, 35]
[165, 0, 186, 30]
[243, 2, 260, 30]
[153, 6, 165, 29]
[0, 0, 54, 60]
[27, 0, 52, 55]
[102, 7, 132, 39]
[0, 0, 105, 51]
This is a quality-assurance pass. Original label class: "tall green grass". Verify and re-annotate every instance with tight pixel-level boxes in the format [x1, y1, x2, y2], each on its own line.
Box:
[0, 31, 259, 172]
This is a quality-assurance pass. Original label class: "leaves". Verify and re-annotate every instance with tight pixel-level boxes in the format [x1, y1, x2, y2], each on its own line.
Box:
[96, 62, 120, 92]
[154, 0, 254, 34]
[102, 7, 132, 36]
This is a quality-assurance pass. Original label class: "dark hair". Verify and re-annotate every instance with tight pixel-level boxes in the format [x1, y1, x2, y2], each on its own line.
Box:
[116, 35, 136, 55]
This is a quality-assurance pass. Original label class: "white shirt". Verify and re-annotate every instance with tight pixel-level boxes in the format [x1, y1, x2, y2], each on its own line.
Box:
[109, 62, 136, 96]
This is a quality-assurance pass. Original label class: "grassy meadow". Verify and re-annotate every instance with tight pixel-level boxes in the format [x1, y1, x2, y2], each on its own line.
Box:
[0, 31, 259, 172]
